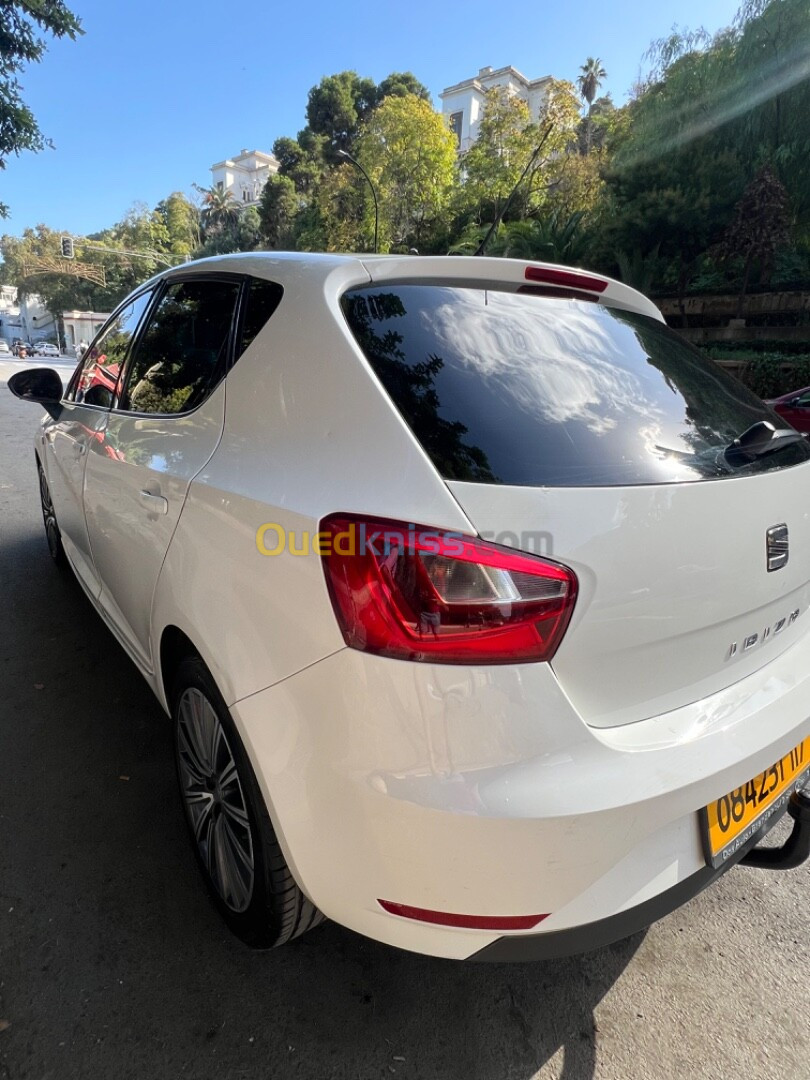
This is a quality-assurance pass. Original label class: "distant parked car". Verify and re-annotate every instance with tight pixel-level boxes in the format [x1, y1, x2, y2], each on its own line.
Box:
[37, 343, 60, 358]
[765, 386, 810, 435]
[0, 340, 10, 354]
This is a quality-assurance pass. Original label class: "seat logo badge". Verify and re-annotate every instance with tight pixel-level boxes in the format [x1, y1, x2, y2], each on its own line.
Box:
[766, 523, 789, 572]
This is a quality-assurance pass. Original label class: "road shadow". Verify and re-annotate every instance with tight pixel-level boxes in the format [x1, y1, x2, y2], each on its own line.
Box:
[0, 518, 642, 1080]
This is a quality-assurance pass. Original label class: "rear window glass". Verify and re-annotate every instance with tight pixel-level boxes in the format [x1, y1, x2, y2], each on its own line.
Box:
[342, 285, 810, 486]
[237, 277, 283, 360]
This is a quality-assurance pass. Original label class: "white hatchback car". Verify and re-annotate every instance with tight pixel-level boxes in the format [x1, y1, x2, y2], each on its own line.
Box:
[10, 253, 810, 960]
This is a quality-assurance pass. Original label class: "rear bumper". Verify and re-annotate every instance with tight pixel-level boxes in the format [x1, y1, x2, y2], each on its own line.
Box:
[473, 805, 796, 960]
[231, 633, 810, 960]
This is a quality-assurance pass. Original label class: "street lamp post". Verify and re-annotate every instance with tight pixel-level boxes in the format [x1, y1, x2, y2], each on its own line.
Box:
[337, 149, 379, 254]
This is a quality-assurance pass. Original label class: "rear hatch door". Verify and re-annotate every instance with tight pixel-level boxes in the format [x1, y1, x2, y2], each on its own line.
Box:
[341, 280, 810, 727]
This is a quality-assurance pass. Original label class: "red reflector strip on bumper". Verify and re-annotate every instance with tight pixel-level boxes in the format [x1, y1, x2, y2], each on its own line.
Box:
[524, 266, 608, 293]
[378, 899, 549, 931]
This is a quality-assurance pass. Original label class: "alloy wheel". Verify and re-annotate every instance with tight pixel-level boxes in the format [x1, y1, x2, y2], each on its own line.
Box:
[38, 466, 61, 561]
[176, 687, 255, 913]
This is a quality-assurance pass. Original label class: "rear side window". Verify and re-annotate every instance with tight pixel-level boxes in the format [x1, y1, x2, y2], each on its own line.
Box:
[342, 285, 810, 486]
[237, 278, 283, 360]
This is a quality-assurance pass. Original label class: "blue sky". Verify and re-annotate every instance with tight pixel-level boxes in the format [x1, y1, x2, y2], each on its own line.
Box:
[1, 0, 743, 237]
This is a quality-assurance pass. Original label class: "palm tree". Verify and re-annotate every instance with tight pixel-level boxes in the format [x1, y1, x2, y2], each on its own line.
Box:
[193, 183, 239, 236]
[577, 57, 607, 154]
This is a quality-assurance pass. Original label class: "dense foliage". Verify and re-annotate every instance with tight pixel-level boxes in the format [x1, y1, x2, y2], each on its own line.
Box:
[2, 0, 809, 322]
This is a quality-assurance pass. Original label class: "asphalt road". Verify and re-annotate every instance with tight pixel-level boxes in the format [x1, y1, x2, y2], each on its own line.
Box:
[0, 379, 808, 1080]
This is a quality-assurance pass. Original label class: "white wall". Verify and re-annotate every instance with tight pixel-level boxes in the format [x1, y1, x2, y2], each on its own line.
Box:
[441, 67, 552, 152]
[210, 152, 279, 206]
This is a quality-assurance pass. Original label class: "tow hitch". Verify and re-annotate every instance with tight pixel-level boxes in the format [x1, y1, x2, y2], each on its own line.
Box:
[742, 785, 810, 870]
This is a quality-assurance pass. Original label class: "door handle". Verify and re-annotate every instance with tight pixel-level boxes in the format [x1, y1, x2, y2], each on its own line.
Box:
[140, 489, 169, 515]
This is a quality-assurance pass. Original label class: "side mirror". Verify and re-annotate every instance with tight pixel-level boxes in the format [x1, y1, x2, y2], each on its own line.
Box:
[8, 368, 64, 420]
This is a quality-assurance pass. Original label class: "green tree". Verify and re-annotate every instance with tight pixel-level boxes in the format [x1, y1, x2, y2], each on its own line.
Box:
[603, 149, 743, 311]
[305, 71, 378, 152]
[195, 205, 263, 257]
[0, 194, 201, 317]
[717, 164, 792, 313]
[0, 1, 83, 216]
[460, 87, 540, 224]
[376, 72, 431, 103]
[1, 224, 146, 315]
[194, 183, 240, 237]
[356, 94, 458, 252]
[113, 202, 171, 261]
[273, 131, 330, 197]
[258, 174, 299, 249]
[577, 57, 607, 154]
[154, 192, 200, 259]
[600, 17, 749, 300]
[300, 166, 366, 252]
[733, 0, 810, 230]
[576, 94, 617, 154]
[545, 152, 606, 221]
[594, 0, 810, 300]
[486, 211, 591, 263]
[541, 78, 594, 180]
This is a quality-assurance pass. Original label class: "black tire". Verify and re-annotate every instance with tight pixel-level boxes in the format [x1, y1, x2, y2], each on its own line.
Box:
[38, 461, 67, 568]
[171, 656, 323, 947]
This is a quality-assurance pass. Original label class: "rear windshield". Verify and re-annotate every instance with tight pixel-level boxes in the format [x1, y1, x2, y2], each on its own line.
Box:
[341, 285, 810, 486]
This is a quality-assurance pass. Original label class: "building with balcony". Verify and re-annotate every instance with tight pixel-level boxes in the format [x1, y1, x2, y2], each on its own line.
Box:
[210, 149, 280, 206]
[440, 65, 553, 152]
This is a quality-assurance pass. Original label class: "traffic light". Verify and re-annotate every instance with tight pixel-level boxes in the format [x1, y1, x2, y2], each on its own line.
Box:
[60, 235, 74, 259]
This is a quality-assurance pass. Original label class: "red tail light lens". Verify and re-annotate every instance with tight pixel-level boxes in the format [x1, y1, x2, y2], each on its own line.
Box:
[321, 516, 577, 664]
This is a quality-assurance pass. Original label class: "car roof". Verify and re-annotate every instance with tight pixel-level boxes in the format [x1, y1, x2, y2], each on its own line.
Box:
[139, 252, 664, 323]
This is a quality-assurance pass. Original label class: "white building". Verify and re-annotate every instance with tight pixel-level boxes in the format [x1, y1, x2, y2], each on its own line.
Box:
[62, 310, 109, 350]
[0, 286, 108, 349]
[0, 288, 50, 344]
[21, 294, 58, 344]
[0, 285, 21, 344]
[210, 149, 280, 206]
[440, 66, 553, 152]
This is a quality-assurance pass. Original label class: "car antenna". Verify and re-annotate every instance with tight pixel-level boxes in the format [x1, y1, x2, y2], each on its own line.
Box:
[474, 122, 554, 257]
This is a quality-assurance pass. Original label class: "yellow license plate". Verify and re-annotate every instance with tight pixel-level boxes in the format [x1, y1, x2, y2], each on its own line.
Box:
[702, 736, 810, 868]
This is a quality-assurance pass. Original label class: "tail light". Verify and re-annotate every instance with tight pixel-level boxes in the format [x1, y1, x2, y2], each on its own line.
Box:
[320, 515, 577, 664]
